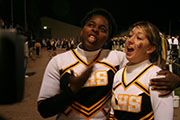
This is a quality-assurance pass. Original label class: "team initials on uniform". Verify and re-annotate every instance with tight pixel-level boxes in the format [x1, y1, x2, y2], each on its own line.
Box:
[83, 70, 108, 87]
[112, 94, 142, 113]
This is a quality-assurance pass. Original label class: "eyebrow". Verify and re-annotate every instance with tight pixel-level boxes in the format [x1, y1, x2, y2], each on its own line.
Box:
[89, 20, 108, 27]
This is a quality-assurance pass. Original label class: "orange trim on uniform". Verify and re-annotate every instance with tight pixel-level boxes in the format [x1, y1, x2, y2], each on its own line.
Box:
[60, 61, 79, 78]
[122, 64, 154, 90]
[71, 49, 102, 67]
[71, 91, 111, 119]
[139, 111, 154, 120]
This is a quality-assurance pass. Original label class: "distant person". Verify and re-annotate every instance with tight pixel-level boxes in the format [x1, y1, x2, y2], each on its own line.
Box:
[70, 38, 75, 49]
[52, 39, 57, 57]
[34, 41, 41, 56]
[46, 39, 52, 50]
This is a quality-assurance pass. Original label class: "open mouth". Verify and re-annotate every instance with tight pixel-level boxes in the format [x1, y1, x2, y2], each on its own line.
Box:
[127, 46, 134, 52]
[88, 35, 97, 43]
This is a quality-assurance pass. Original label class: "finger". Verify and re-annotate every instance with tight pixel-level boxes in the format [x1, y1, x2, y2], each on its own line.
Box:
[156, 69, 169, 75]
[151, 86, 169, 90]
[82, 65, 94, 79]
[158, 90, 172, 97]
[88, 62, 95, 69]
[149, 81, 168, 86]
[89, 60, 96, 66]
[150, 77, 168, 82]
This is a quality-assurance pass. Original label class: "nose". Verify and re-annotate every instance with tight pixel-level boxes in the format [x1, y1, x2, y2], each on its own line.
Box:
[92, 26, 99, 34]
[126, 36, 134, 44]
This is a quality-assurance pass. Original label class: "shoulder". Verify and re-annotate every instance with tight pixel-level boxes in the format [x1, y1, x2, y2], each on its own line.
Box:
[105, 49, 128, 67]
[150, 65, 162, 72]
[44, 50, 72, 73]
[109, 49, 125, 55]
[52, 50, 72, 61]
[146, 65, 162, 78]
[101, 49, 127, 66]
[102, 49, 126, 59]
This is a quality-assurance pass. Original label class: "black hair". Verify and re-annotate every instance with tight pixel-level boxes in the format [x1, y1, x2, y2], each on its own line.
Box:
[80, 8, 118, 39]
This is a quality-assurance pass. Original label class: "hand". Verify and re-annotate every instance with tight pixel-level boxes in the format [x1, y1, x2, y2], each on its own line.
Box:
[68, 63, 94, 93]
[149, 69, 180, 97]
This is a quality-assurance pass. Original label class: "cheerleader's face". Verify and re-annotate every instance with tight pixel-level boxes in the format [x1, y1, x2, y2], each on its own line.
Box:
[125, 26, 156, 65]
[80, 15, 109, 51]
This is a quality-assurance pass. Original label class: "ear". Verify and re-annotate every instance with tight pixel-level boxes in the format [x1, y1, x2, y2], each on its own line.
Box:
[146, 46, 156, 54]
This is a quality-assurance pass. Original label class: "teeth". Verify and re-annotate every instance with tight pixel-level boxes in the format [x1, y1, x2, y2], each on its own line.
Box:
[90, 35, 95, 39]
[89, 35, 96, 43]
[127, 46, 132, 49]
[127, 46, 134, 51]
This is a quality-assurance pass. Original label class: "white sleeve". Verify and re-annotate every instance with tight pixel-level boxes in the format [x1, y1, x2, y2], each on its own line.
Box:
[37, 56, 61, 101]
[150, 80, 174, 120]
[115, 50, 128, 69]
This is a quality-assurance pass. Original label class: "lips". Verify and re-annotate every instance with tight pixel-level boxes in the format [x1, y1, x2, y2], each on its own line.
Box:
[88, 35, 97, 43]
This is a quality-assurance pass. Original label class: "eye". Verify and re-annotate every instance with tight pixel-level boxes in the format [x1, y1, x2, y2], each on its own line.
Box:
[137, 35, 146, 40]
[99, 26, 108, 33]
[137, 37, 143, 40]
[87, 23, 94, 28]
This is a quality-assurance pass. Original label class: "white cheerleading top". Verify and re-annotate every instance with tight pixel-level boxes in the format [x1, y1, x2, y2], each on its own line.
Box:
[38, 45, 128, 120]
[110, 60, 173, 120]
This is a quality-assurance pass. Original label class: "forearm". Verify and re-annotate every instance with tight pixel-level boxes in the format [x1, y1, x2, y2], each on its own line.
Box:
[37, 92, 74, 118]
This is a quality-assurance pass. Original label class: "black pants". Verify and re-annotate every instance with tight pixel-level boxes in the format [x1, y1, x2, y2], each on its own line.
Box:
[36, 47, 40, 56]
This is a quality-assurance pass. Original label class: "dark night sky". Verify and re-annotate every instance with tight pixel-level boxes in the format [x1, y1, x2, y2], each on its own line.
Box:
[0, 0, 180, 35]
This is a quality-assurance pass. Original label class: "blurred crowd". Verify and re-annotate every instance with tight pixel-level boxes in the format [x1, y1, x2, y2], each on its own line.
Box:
[0, 16, 179, 77]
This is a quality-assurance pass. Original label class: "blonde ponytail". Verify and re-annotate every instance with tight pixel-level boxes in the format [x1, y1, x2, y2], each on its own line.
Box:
[157, 33, 167, 69]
